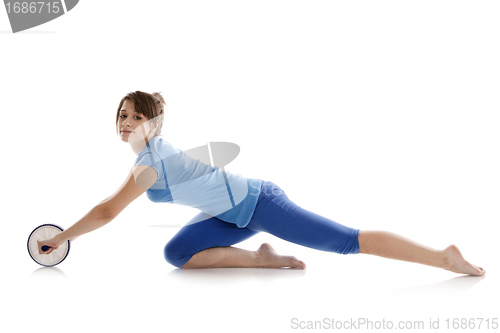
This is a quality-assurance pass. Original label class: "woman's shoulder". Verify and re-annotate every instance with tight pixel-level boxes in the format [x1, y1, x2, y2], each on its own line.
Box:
[145, 136, 182, 162]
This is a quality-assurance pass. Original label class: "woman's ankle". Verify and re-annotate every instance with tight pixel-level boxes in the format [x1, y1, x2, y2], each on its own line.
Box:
[440, 248, 452, 270]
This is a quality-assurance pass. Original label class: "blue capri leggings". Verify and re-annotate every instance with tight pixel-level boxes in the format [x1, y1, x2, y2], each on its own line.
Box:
[164, 180, 360, 268]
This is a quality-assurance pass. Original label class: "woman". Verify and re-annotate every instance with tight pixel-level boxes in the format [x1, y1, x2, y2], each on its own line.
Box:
[38, 91, 485, 276]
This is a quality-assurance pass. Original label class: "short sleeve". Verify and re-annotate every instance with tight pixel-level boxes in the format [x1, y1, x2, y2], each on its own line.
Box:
[135, 152, 162, 183]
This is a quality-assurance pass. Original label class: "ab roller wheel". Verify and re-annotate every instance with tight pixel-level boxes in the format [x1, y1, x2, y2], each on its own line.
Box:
[27, 224, 70, 267]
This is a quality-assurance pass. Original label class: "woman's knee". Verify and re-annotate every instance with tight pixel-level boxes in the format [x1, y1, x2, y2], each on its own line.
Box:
[164, 240, 191, 268]
[336, 228, 361, 255]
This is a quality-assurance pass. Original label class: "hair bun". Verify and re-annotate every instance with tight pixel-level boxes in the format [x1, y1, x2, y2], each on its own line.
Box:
[152, 91, 166, 113]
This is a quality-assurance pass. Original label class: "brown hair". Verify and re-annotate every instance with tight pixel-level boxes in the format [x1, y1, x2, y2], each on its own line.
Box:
[115, 91, 166, 136]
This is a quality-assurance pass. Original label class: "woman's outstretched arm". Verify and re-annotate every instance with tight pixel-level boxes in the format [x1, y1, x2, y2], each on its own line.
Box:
[37, 165, 158, 254]
[69, 167, 134, 242]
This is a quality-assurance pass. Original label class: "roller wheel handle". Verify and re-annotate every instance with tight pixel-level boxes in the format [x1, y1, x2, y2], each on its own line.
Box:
[42, 245, 50, 252]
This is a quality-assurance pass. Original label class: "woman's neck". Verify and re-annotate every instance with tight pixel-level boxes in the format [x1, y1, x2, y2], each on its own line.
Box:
[130, 133, 157, 155]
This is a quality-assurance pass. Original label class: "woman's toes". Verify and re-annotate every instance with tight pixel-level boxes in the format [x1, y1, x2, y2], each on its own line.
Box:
[287, 256, 306, 269]
[469, 264, 485, 276]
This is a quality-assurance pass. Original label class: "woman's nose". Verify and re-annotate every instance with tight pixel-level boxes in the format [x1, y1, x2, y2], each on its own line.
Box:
[122, 118, 132, 127]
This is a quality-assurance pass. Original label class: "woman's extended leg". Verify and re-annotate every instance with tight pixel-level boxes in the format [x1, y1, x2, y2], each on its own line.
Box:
[245, 181, 485, 276]
[358, 230, 485, 276]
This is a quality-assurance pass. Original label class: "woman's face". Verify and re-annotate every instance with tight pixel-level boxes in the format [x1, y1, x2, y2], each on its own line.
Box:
[117, 99, 155, 143]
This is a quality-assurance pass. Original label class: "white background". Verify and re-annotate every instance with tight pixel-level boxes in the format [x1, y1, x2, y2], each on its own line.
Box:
[1, 1, 499, 332]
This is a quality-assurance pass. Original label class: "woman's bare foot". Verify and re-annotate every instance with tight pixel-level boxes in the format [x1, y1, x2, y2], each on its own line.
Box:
[256, 243, 306, 269]
[443, 244, 485, 276]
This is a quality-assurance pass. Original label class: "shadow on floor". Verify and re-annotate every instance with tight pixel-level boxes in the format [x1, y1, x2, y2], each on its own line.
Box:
[166, 266, 307, 285]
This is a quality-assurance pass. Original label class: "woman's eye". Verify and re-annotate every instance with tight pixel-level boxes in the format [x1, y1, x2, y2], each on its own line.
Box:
[119, 115, 142, 120]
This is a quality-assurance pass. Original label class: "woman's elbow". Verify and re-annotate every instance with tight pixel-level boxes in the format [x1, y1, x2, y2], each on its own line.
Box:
[95, 203, 118, 221]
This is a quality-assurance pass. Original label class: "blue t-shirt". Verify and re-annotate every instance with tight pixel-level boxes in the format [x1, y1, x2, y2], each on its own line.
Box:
[134, 136, 262, 228]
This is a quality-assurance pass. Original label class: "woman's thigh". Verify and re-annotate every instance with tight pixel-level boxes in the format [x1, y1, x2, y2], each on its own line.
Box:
[246, 181, 360, 255]
[164, 212, 259, 268]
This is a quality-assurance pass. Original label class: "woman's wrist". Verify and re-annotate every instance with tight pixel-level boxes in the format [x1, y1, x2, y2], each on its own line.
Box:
[54, 232, 69, 246]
